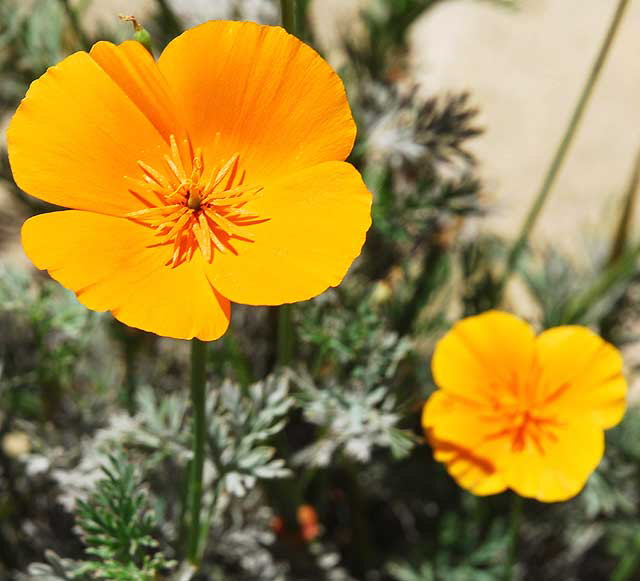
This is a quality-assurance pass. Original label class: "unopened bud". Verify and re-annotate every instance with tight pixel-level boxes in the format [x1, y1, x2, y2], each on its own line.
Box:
[119, 15, 153, 54]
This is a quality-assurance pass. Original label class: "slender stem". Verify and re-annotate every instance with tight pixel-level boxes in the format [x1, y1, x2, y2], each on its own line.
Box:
[154, 0, 182, 37]
[505, 495, 522, 581]
[58, 0, 91, 50]
[496, 0, 631, 302]
[560, 241, 640, 324]
[277, 304, 295, 368]
[609, 145, 640, 265]
[280, 0, 297, 36]
[187, 339, 207, 565]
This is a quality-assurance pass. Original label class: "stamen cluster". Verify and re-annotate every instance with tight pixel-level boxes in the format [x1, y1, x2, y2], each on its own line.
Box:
[126, 135, 263, 267]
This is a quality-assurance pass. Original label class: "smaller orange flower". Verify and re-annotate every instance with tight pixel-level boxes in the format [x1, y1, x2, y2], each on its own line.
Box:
[422, 310, 627, 502]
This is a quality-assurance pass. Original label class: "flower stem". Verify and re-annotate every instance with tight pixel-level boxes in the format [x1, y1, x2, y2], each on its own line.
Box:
[495, 0, 631, 303]
[560, 240, 640, 324]
[154, 0, 182, 37]
[280, 0, 298, 36]
[187, 338, 207, 566]
[277, 304, 295, 368]
[608, 144, 640, 265]
[505, 494, 522, 581]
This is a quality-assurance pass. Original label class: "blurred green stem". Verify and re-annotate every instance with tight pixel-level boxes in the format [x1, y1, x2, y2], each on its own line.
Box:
[496, 0, 631, 303]
[58, 0, 90, 50]
[154, 0, 182, 37]
[225, 330, 253, 388]
[505, 495, 522, 581]
[560, 241, 640, 324]
[608, 145, 640, 265]
[187, 339, 207, 566]
[280, 0, 297, 36]
[277, 304, 295, 367]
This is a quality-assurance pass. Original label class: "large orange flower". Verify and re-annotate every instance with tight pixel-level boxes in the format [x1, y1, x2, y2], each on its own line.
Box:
[7, 21, 371, 340]
[422, 310, 627, 502]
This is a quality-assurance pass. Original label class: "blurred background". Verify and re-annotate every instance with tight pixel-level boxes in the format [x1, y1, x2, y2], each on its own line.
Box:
[2, 0, 640, 580]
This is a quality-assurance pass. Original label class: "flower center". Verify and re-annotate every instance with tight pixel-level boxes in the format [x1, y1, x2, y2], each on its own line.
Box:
[125, 135, 263, 268]
[481, 371, 566, 455]
[503, 408, 561, 453]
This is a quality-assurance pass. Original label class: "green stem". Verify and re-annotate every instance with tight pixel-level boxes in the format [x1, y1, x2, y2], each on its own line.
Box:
[277, 304, 294, 368]
[505, 495, 522, 581]
[280, 0, 297, 35]
[187, 339, 207, 566]
[58, 0, 91, 50]
[609, 145, 640, 265]
[496, 0, 631, 302]
[154, 0, 182, 37]
[560, 241, 640, 324]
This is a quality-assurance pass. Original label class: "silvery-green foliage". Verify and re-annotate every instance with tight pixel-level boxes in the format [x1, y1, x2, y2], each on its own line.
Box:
[52, 413, 144, 510]
[206, 490, 288, 581]
[129, 385, 191, 463]
[0, 266, 100, 418]
[0, 0, 65, 105]
[0, 266, 92, 344]
[294, 372, 416, 467]
[16, 551, 78, 581]
[301, 296, 413, 385]
[308, 541, 356, 581]
[207, 373, 294, 496]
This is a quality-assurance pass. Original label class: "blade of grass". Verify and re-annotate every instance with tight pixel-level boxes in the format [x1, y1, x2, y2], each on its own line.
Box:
[608, 144, 640, 265]
[560, 242, 640, 324]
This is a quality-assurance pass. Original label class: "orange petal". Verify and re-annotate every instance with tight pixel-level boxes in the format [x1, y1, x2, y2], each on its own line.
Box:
[535, 326, 627, 429]
[7, 51, 168, 215]
[423, 390, 604, 502]
[500, 419, 604, 502]
[429, 435, 508, 496]
[90, 40, 188, 146]
[423, 393, 509, 495]
[22, 211, 230, 341]
[431, 310, 536, 403]
[158, 20, 356, 183]
[206, 161, 371, 305]
[422, 391, 511, 461]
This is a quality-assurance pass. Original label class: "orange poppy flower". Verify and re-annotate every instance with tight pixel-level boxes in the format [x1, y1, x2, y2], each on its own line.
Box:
[7, 21, 371, 340]
[422, 310, 627, 502]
